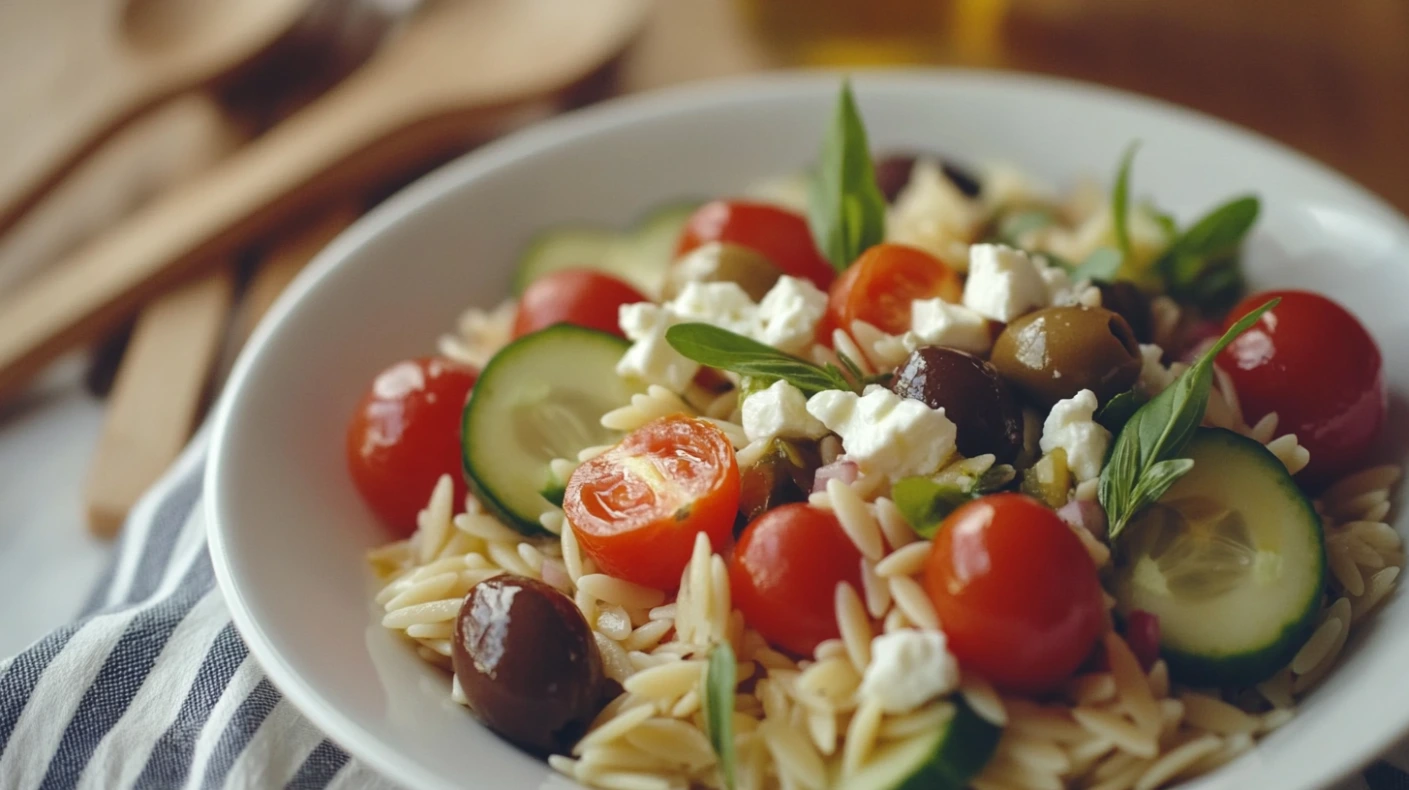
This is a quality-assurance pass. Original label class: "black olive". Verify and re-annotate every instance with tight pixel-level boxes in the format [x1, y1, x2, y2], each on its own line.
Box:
[890, 346, 1025, 464]
[1096, 281, 1154, 344]
[452, 575, 605, 755]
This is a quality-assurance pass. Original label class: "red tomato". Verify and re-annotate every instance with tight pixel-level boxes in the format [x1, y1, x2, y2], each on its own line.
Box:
[1219, 290, 1386, 484]
[513, 269, 648, 338]
[346, 357, 477, 536]
[924, 493, 1106, 694]
[824, 243, 964, 338]
[565, 415, 740, 590]
[729, 504, 865, 656]
[676, 201, 836, 291]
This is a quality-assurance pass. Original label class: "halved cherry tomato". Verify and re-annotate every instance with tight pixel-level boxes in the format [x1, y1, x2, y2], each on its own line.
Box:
[676, 201, 836, 291]
[1219, 290, 1386, 484]
[346, 357, 477, 536]
[824, 243, 963, 338]
[565, 415, 740, 590]
[729, 503, 865, 656]
[513, 269, 648, 339]
[924, 493, 1105, 694]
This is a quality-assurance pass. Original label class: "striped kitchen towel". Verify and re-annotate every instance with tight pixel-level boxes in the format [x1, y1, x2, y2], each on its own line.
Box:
[1, 430, 1407, 790]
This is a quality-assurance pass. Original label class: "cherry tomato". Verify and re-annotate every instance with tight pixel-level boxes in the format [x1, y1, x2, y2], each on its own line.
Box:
[824, 243, 963, 338]
[1219, 290, 1386, 484]
[565, 415, 740, 590]
[513, 269, 648, 339]
[676, 201, 836, 291]
[924, 493, 1105, 694]
[346, 357, 477, 536]
[729, 503, 865, 656]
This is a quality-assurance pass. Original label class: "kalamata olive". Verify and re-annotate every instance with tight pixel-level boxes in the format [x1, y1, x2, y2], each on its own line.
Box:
[661, 242, 785, 302]
[452, 575, 605, 755]
[873, 152, 982, 202]
[990, 306, 1142, 407]
[890, 347, 1025, 464]
[736, 438, 821, 533]
[1095, 281, 1154, 344]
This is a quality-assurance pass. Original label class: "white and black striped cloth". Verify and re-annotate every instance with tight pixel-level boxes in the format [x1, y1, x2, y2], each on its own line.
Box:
[2, 433, 1408, 790]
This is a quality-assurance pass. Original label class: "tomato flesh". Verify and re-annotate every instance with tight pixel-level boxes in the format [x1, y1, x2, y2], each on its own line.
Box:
[1219, 290, 1386, 484]
[677, 201, 836, 291]
[825, 243, 964, 338]
[346, 357, 477, 536]
[565, 415, 740, 590]
[924, 493, 1105, 694]
[729, 503, 865, 656]
[513, 269, 648, 339]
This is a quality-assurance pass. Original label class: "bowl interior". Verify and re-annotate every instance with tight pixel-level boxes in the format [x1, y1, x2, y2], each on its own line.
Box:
[208, 71, 1409, 790]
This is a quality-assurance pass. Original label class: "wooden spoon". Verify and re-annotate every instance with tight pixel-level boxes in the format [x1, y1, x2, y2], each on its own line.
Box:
[0, 0, 649, 401]
[0, 0, 313, 232]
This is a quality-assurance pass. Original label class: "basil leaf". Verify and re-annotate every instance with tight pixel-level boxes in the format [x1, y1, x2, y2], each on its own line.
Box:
[1096, 389, 1147, 434]
[666, 323, 851, 396]
[1154, 196, 1259, 311]
[808, 81, 887, 271]
[1071, 247, 1122, 282]
[1111, 142, 1140, 264]
[1169, 196, 1260, 261]
[703, 642, 737, 790]
[1100, 298, 1279, 539]
[892, 477, 976, 538]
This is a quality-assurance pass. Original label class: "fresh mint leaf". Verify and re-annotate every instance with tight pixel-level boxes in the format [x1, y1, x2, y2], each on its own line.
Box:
[1071, 247, 1123, 282]
[666, 323, 852, 396]
[808, 80, 887, 271]
[703, 642, 737, 790]
[1097, 389, 1147, 434]
[1100, 298, 1279, 539]
[1111, 142, 1141, 265]
[892, 477, 977, 538]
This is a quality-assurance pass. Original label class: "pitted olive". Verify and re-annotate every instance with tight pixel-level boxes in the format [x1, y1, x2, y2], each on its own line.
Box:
[891, 346, 1025, 463]
[990, 305, 1142, 407]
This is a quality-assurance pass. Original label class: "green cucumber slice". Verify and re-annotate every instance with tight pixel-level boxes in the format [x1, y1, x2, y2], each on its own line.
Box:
[461, 325, 644, 534]
[835, 699, 1001, 790]
[1113, 427, 1326, 687]
[512, 203, 698, 297]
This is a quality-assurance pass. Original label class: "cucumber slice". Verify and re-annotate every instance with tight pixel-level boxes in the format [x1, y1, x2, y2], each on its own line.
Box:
[512, 203, 698, 297]
[1113, 428, 1326, 687]
[836, 699, 1000, 790]
[461, 325, 644, 534]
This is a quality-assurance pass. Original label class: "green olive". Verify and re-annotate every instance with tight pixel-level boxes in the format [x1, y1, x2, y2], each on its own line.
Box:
[990, 305, 1141, 407]
[661, 242, 785, 302]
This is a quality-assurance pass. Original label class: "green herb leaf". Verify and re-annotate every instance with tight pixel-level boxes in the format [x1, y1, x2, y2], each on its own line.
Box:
[808, 80, 887, 271]
[1071, 247, 1123, 282]
[1096, 389, 1147, 434]
[835, 350, 867, 387]
[1153, 196, 1259, 311]
[1111, 142, 1141, 264]
[703, 642, 738, 790]
[997, 209, 1057, 245]
[666, 323, 852, 396]
[1100, 298, 1279, 539]
[1170, 196, 1260, 261]
[892, 477, 977, 538]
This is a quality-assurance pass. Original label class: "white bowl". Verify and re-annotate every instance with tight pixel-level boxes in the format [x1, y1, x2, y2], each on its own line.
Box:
[207, 71, 1409, 790]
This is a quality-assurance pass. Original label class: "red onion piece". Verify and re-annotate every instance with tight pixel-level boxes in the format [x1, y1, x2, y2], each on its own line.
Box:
[1057, 498, 1108, 541]
[813, 460, 859, 492]
[1125, 610, 1162, 671]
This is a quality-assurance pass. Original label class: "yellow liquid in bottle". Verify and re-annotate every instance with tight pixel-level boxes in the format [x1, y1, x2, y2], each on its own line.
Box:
[736, 0, 1008, 66]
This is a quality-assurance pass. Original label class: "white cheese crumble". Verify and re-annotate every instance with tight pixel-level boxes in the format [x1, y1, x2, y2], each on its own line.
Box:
[756, 276, 828, 354]
[859, 630, 961, 715]
[962, 244, 1051, 322]
[616, 277, 828, 391]
[886, 159, 983, 269]
[1039, 389, 1112, 482]
[907, 298, 993, 355]
[806, 387, 957, 481]
[741, 380, 829, 444]
[1138, 343, 1177, 397]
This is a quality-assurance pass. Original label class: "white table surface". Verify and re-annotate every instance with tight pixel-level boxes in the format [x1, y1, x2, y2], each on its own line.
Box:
[0, 356, 115, 658]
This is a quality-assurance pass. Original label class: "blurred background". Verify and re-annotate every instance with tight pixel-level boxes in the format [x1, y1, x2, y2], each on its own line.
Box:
[1, 0, 1406, 654]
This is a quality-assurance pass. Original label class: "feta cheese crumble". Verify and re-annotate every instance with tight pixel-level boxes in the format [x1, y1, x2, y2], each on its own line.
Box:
[741, 380, 829, 444]
[908, 298, 993, 355]
[859, 630, 961, 715]
[886, 159, 984, 268]
[617, 301, 698, 393]
[806, 387, 957, 481]
[1138, 343, 1177, 397]
[1040, 389, 1112, 482]
[962, 244, 1051, 322]
[755, 276, 828, 354]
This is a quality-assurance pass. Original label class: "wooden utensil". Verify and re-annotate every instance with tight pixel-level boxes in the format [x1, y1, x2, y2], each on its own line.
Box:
[0, 0, 649, 402]
[0, 0, 312, 232]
